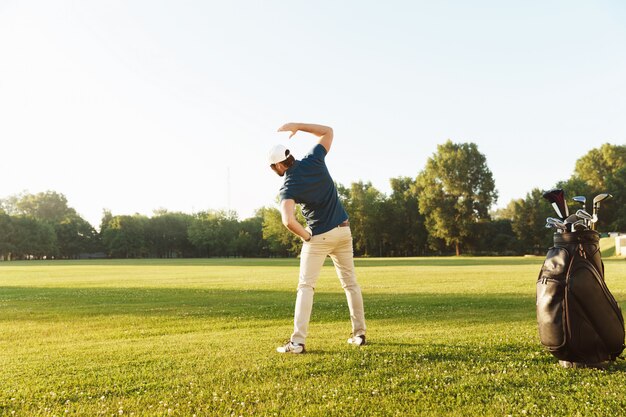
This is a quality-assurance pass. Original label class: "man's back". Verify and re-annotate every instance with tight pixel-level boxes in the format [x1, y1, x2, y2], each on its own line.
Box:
[279, 144, 348, 235]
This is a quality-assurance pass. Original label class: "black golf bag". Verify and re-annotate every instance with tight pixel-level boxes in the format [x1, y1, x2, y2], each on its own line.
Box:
[536, 230, 625, 364]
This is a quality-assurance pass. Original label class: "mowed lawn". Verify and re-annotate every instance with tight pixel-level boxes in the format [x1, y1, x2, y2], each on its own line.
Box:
[1, 257, 626, 416]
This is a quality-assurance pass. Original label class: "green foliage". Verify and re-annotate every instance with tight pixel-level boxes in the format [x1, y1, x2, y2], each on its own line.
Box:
[187, 210, 239, 257]
[0, 190, 72, 221]
[565, 143, 626, 232]
[0, 191, 99, 259]
[466, 219, 518, 255]
[343, 181, 385, 256]
[55, 214, 100, 259]
[237, 214, 265, 257]
[606, 166, 626, 231]
[0, 212, 14, 259]
[10, 216, 57, 259]
[503, 189, 554, 255]
[101, 214, 149, 258]
[145, 211, 195, 258]
[386, 177, 428, 256]
[574, 143, 626, 190]
[260, 206, 304, 257]
[417, 140, 498, 255]
[2, 258, 626, 415]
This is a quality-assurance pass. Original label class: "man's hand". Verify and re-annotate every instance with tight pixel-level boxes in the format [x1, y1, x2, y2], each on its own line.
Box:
[277, 123, 300, 139]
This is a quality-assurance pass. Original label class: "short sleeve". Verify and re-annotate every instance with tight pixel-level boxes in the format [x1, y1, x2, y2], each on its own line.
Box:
[279, 186, 292, 201]
[311, 143, 327, 160]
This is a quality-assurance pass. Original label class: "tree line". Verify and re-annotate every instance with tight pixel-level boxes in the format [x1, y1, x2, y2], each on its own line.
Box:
[1, 143, 624, 260]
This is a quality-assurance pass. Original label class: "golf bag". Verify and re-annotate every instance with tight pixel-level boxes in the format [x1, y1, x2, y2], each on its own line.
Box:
[536, 230, 625, 364]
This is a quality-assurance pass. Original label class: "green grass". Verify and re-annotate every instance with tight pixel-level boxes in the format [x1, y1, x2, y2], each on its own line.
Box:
[601, 236, 619, 258]
[1, 257, 626, 416]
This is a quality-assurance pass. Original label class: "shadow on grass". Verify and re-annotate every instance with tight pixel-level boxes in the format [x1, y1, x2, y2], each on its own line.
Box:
[363, 341, 626, 373]
[0, 286, 535, 324]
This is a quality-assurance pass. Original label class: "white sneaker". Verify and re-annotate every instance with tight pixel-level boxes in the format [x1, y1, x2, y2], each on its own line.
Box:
[277, 341, 305, 354]
[347, 335, 366, 346]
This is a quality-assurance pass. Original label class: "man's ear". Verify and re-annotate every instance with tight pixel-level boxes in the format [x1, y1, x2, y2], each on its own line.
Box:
[271, 163, 284, 177]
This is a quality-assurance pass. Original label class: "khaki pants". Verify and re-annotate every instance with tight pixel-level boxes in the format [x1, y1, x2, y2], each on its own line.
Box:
[291, 225, 366, 345]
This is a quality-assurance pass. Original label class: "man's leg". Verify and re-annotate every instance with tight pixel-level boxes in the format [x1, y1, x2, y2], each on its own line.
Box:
[290, 236, 330, 345]
[329, 227, 366, 338]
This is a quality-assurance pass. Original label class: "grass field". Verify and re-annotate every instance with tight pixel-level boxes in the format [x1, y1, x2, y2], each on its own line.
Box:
[2, 257, 626, 416]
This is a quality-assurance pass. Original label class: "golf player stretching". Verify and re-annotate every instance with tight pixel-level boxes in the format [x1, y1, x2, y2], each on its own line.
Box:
[268, 122, 367, 354]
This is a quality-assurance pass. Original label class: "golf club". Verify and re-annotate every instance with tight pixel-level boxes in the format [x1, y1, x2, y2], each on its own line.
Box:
[543, 189, 569, 220]
[572, 196, 586, 211]
[563, 214, 579, 232]
[571, 219, 588, 231]
[575, 209, 594, 228]
[546, 217, 567, 232]
[592, 193, 613, 230]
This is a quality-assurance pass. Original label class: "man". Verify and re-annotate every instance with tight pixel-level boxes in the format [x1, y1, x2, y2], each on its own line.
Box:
[268, 122, 367, 354]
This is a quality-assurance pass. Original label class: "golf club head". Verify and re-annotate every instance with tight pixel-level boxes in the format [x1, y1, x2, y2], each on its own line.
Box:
[563, 214, 578, 224]
[575, 209, 593, 229]
[546, 217, 567, 231]
[591, 193, 613, 230]
[572, 196, 586, 210]
[545, 223, 565, 233]
[575, 209, 593, 221]
[543, 189, 569, 219]
[563, 214, 579, 232]
[593, 193, 613, 206]
[572, 220, 588, 231]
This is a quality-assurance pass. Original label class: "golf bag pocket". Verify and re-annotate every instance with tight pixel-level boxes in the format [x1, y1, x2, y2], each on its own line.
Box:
[567, 256, 625, 360]
[536, 247, 569, 351]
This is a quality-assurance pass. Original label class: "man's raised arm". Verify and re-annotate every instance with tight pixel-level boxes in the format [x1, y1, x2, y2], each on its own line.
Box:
[277, 122, 333, 154]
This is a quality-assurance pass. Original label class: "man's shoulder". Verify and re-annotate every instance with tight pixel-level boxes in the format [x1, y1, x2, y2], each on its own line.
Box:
[302, 144, 327, 165]
[303, 144, 326, 158]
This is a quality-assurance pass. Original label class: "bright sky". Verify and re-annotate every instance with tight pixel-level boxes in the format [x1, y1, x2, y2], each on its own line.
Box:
[1, 1, 625, 228]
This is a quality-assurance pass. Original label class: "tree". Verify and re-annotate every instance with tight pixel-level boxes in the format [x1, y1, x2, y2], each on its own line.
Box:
[504, 188, 553, 254]
[467, 218, 517, 255]
[0, 212, 14, 260]
[417, 140, 498, 256]
[1, 191, 100, 258]
[188, 210, 239, 257]
[342, 181, 385, 256]
[101, 214, 148, 258]
[10, 216, 57, 259]
[55, 214, 99, 258]
[1, 191, 74, 222]
[605, 166, 626, 231]
[569, 144, 626, 232]
[145, 211, 194, 258]
[236, 214, 264, 257]
[386, 177, 428, 256]
[260, 206, 303, 257]
[574, 143, 626, 190]
[100, 209, 114, 234]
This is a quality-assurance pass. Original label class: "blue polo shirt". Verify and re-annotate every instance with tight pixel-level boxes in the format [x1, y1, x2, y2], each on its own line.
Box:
[279, 144, 348, 235]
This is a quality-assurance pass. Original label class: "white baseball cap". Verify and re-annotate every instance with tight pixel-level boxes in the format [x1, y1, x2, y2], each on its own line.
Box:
[268, 144, 290, 165]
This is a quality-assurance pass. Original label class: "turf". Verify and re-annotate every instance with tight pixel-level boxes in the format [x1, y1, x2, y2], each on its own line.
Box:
[600, 236, 620, 258]
[1, 257, 626, 416]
